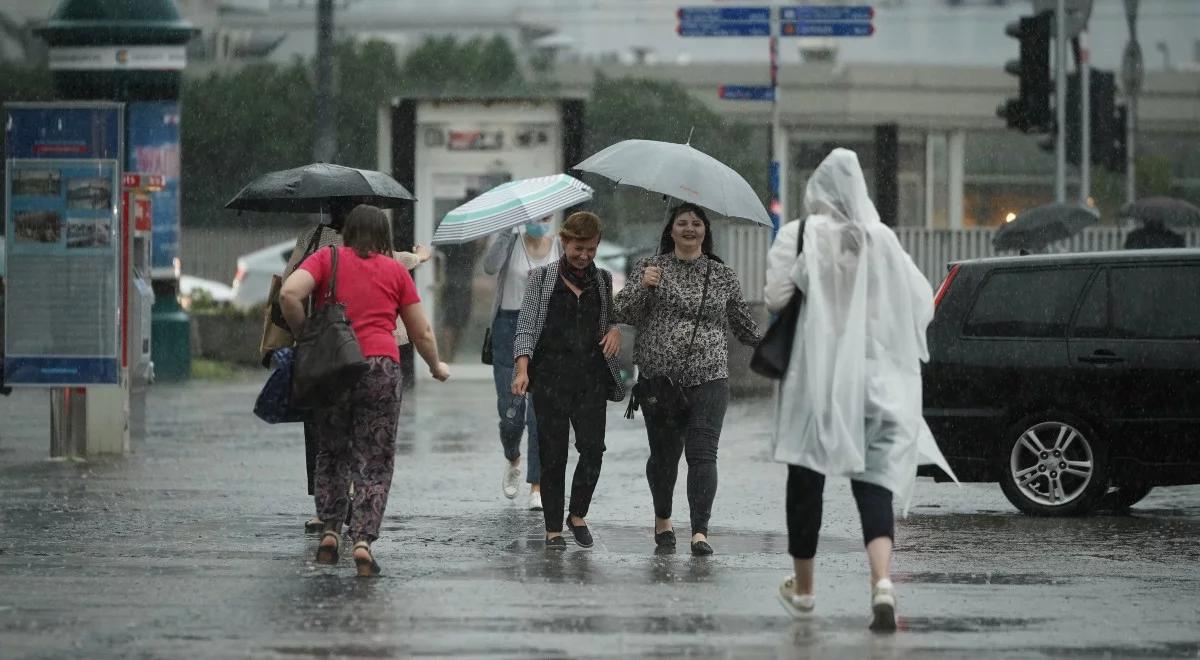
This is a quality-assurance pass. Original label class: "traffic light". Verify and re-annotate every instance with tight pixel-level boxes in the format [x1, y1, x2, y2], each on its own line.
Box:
[997, 11, 1053, 132]
[1038, 68, 1121, 171]
[1106, 105, 1128, 174]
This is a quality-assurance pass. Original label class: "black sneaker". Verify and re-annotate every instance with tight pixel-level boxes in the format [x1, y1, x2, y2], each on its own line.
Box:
[565, 518, 594, 548]
[545, 535, 567, 549]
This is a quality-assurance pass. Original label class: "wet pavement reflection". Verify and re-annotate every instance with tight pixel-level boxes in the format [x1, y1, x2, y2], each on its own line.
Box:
[1, 379, 1199, 657]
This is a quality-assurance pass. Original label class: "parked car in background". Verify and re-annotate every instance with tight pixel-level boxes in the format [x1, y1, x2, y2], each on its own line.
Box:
[230, 239, 295, 310]
[180, 275, 235, 310]
[921, 249, 1200, 516]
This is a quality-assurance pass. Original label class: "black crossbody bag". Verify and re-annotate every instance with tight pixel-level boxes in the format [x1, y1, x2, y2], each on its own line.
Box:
[628, 259, 712, 417]
[750, 218, 807, 379]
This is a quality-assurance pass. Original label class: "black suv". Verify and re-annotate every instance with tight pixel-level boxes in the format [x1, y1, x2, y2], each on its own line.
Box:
[922, 249, 1200, 516]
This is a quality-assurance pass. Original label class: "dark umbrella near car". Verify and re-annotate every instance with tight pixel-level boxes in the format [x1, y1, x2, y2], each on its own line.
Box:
[1119, 196, 1200, 228]
[992, 203, 1099, 253]
[225, 162, 416, 213]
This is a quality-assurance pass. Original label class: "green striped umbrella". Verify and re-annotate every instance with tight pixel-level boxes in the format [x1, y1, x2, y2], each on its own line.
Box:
[432, 174, 593, 245]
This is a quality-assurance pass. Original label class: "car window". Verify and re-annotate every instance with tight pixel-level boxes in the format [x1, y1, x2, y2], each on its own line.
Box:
[1111, 265, 1200, 340]
[1069, 269, 1108, 338]
[963, 267, 1092, 338]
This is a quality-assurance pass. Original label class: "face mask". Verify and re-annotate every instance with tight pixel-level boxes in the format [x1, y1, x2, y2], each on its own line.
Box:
[524, 222, 550, 239]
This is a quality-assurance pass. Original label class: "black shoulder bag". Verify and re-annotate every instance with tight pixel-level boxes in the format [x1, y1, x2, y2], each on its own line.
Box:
[291, 247, 370, 409]
[750, 219, 807, 379]
[628, 259, 712, 417]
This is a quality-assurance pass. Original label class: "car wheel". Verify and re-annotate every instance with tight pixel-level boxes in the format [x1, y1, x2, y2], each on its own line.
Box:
[1097, 483, 1154, 511]
[998, 412, 1109, 516]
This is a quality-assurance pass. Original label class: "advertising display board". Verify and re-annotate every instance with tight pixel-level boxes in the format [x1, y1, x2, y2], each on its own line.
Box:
[126, 101, 180, 276]
[4, 103, 123, 386]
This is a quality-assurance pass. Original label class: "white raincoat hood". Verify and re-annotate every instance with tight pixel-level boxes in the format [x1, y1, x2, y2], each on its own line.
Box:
[771, 148, 955, 513]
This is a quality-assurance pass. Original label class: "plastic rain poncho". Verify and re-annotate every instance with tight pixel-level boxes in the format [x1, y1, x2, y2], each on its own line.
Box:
[764, 148, 956, 514]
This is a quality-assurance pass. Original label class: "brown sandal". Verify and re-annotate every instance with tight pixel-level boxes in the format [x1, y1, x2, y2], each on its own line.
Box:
[353, 541, 381, 577]
[315, 531, 340, 564]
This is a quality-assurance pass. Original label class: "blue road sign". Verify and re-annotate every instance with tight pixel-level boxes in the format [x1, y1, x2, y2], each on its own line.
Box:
[678, 21, 771, 37]
[780, 5, 874, 22]
[677, 6, 771, 23]
[718, 84, 775, 101]
[780, 21, 874, 37]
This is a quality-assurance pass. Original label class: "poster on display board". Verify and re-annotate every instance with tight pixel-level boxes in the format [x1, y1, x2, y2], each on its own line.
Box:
[3, 103, 123, 386]
[126, 101, 180, 276]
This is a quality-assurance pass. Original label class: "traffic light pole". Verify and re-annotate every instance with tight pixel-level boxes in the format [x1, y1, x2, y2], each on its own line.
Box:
[1079, 32, 1090, 205]
[1054, 0, 1067, 203]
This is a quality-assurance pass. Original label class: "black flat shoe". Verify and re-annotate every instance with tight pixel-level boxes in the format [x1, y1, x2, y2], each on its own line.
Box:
[654, 530, 677, 547]
[690, 540, 714, 556]
[565, 518, 594, 548]
[545, 535, 567, 549]
[352, 541, 381, 577]
[315, 531, 340, 564]
[304, 517, 324, 534]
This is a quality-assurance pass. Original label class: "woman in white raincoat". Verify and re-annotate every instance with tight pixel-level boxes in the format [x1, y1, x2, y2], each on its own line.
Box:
[763, 148, 953, 631]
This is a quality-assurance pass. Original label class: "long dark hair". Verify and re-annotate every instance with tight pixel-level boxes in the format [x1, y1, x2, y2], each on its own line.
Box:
[658, 202, 722, 262]
[341, 204, 393, 258]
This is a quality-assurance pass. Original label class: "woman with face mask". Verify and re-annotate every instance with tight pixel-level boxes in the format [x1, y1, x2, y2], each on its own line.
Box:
[482, 216, 560, 511]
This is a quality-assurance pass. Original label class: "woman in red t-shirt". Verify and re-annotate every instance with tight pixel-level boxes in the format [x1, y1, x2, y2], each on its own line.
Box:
[281, 204, 450, 576]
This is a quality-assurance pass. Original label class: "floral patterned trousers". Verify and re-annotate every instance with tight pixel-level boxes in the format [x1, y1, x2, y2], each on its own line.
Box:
[311, 357, 402, 543]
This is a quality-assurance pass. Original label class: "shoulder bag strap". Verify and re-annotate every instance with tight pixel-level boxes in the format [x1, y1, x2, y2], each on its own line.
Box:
[683, 260, 713, 358]
[325, 246, 339, 305]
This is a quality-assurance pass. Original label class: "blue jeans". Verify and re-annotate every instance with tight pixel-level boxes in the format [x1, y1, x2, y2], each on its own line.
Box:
[491, 311, 540, 484]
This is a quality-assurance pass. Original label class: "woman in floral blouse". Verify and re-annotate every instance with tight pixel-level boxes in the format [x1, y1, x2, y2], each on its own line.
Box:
[613, 203, 761, 555]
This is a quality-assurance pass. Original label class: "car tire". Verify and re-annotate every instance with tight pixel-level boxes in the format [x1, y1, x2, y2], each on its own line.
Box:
[998, 411, 1109, 517]
[1097, 483, 1154, 512]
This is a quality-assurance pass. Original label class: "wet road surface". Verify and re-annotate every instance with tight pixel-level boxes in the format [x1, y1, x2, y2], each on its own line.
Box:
[1, 377, 1198, 658]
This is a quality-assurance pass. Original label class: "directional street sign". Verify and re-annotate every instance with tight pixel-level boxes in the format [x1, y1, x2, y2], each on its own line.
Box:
[677, 6, 771, 23]
[678, 21, 771, 37]
[718, 84, 775, 101]
[780, 5, 874, 21]
[780, 21, 874, 37]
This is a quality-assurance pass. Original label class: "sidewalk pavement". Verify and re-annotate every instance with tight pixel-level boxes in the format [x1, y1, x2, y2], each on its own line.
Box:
[1, 375, 1198, 658]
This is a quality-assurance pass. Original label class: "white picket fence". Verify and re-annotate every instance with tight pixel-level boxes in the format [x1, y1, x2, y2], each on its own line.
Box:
[184, 224, 1200, 298]
[719, 225, 1200, 303]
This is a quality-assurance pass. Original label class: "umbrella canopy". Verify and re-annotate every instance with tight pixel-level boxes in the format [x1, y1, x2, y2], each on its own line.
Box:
[225, 163, 415, 213]
[993, 203, 1098, 252]
[1119, 196, 1200, 228]
[573, 139, 771, 227]
[431, 174, 593, 245]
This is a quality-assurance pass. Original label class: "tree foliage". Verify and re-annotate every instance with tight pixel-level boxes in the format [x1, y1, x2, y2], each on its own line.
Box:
[181, 35, 527, 227]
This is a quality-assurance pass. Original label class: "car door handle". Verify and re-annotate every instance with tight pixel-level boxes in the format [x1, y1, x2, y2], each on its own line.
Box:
[1078, 351, 1124, 365]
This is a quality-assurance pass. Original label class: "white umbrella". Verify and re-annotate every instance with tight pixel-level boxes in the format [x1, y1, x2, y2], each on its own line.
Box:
[573, 139, 771, 227]
[431, 174, 593, 245]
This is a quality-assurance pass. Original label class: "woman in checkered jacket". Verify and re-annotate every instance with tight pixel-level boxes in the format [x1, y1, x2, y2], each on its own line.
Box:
[510, 211, 623, 549]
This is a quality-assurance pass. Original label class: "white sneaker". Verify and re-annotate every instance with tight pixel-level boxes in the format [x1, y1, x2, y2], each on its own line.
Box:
[870, 578, 897, 632]
[502, 461, 521, 499]
[528, 491, 543, 511]
[777, 576, 815, 618]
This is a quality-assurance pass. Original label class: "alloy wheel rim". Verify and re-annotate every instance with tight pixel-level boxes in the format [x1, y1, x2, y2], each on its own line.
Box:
[1010, 421, 1094, 507]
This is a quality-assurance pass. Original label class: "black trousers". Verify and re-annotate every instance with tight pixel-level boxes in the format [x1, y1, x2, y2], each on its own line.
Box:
[642, 379, 729, 536]
[786, 465, 894, 559]
[532, 374, 608, 534]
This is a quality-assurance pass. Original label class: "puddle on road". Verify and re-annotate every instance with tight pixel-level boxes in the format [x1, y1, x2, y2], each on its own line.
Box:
[895, 571, 1069, 586]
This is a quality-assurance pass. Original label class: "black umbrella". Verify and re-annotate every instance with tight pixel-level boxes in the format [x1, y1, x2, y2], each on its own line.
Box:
[993, 202, 1098, 252]
[225, 163, 415, 213]
[1119, 196, 1200, 228]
